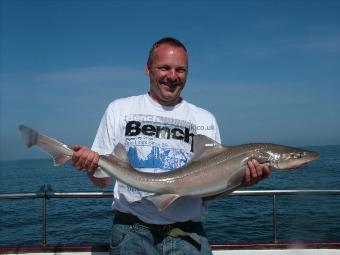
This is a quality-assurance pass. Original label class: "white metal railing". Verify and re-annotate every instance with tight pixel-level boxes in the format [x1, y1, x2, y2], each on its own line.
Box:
[1, 186, 340, 246]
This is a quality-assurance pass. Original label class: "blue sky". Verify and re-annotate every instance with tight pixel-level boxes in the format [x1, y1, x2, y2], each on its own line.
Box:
[1, 0, 339, 160]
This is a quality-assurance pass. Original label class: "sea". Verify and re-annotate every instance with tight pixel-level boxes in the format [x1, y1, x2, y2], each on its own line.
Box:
[1, 145, 340, 246]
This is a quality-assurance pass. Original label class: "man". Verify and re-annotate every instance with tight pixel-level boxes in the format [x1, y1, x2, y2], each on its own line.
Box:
[72, 37, 271, 255]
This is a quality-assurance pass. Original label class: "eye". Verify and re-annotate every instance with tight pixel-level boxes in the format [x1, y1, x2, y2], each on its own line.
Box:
[176, 68, 187, 74]
[291, 152, 303, 159]
[158, 66, 170, 71]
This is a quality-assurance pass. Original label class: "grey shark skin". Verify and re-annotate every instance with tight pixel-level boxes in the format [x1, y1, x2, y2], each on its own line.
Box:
[18, 125, 319, 210]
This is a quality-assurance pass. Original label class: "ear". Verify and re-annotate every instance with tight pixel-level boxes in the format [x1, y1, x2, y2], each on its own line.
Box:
[145, 64, 151, 77]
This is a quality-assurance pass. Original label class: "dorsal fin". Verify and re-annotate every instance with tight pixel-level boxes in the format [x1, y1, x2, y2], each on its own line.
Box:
[113, 143, 129, 162]
[191, 134, 226, 162]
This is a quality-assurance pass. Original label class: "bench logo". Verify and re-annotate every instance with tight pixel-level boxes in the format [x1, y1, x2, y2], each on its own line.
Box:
[125, 120, 194, 151]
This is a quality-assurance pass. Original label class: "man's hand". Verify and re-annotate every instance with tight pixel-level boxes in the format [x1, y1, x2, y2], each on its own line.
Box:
[72, 145, 112, 188]
[71, 145, 99, 176]
[242, 159, 271, 186]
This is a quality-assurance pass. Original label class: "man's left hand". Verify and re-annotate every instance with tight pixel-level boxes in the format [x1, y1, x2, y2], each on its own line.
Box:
[242, 159, 271, 186]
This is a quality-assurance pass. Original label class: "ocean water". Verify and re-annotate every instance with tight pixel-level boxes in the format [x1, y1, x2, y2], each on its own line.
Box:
[1, 145, 340, 246]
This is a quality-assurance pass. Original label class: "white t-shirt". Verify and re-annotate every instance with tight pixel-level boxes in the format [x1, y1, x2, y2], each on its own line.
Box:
[92, 93, 221, 224]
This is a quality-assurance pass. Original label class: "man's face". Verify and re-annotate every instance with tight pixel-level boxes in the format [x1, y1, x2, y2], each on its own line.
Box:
[146, 44, 188, 106]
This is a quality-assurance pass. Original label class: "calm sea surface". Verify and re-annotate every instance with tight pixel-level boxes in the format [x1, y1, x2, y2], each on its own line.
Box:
[1, 145, 340, 245]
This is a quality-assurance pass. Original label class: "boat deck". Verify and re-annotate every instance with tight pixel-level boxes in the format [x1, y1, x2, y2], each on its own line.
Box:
[1, 243, 340, 255]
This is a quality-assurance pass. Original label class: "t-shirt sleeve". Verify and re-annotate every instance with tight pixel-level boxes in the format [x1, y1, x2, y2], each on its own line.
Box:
[91, 102, 119, 154]
[212, 115, 221, 143]
[91, 102, 120, 178]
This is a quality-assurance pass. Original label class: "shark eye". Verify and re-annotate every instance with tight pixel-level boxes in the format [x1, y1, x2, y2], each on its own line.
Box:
[291, 152, 304, 159]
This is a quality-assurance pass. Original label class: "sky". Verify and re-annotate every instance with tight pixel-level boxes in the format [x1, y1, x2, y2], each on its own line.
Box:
[1, 0, 339, 160]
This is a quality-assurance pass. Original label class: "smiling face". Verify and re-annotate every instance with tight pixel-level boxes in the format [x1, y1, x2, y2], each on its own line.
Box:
[146, 44, 188, 106]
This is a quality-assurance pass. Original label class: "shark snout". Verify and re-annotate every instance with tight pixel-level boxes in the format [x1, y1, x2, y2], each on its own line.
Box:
[306, 151, 319, 162]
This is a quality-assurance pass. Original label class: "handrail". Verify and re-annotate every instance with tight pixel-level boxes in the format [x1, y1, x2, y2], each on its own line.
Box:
[1, 187, 340, 246]
[2, 189, 340, 199]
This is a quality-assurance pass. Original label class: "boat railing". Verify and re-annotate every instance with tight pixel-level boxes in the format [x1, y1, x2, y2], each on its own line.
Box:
[1, 186, 340, 246]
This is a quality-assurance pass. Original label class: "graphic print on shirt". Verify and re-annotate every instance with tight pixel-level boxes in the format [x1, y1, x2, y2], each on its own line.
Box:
[124, 114, 196, 172]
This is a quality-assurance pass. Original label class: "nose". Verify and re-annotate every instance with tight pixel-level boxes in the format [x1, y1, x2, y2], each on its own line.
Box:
[166, 69, 177, 81]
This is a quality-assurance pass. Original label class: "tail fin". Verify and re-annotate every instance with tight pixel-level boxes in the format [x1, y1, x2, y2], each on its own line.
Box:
[18, 125, 39, 148]
[18, 125, 73, 166]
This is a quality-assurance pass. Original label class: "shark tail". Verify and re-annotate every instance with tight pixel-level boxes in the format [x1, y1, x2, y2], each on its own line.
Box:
[18, 125, 39, 148]
[18, 125, 73, 166]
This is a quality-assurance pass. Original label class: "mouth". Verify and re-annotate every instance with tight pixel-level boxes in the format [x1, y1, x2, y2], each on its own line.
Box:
[294, 154, 319, 168]
[160, 81, 182, 91]
[161, 80, 179, 87]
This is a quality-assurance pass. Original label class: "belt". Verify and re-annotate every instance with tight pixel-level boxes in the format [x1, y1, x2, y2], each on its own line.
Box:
[114, 211, 203, 249]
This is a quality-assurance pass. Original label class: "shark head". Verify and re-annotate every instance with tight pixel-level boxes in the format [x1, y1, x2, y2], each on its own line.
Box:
[265, 144, 319, 170]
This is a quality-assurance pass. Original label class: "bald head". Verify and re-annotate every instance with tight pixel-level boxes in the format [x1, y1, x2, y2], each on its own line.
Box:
[147, 37, 188, 67]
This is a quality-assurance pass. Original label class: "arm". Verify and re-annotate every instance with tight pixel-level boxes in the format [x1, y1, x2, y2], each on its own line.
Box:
[242, 159, 271, 186]
[72, 145, 112, 188]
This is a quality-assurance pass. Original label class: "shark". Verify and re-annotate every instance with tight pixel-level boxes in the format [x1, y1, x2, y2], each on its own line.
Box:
[18, 125, 319, 210]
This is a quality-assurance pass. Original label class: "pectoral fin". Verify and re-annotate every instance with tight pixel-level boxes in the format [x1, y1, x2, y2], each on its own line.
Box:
[146, 194, 181, 211]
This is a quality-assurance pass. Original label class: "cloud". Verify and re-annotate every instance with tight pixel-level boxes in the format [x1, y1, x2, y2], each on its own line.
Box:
[0, 65, 147, 160]
[34, 66, 143, 85]
[212, 24, 340, 58]
[1, 65, 146, 130]
[268, 34, 340, 53]
[224, 35, 340, 59]
[1, 65, 145, 104]
[186, 79, 324, 109]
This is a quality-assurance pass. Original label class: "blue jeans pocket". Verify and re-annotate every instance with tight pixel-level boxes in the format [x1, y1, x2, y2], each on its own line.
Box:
[110, 223, 159, 255]
[110, 223, 129, 253]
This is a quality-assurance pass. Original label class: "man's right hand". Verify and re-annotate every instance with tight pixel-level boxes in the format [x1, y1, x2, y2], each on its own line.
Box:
[72, 145, 99, 175]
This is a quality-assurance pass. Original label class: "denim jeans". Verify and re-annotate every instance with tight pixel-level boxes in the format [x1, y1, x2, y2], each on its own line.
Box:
[110, 213, 212, 255]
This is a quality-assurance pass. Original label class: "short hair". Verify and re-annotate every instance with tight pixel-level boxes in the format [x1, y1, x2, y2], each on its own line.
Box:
[147, 37, 187, 67]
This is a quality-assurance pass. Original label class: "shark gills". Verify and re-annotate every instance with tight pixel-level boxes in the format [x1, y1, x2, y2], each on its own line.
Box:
[18, 125, 319, 210]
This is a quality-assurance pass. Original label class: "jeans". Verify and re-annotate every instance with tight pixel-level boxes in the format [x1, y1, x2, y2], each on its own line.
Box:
[110, 212, 212, 255]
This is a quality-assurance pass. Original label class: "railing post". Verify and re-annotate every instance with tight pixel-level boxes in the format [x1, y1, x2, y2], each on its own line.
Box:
[272, 194, 278, 244]
[40, 184, 52, 246]
[41, 185, 47, 246]
[43, 192, 47, 246]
